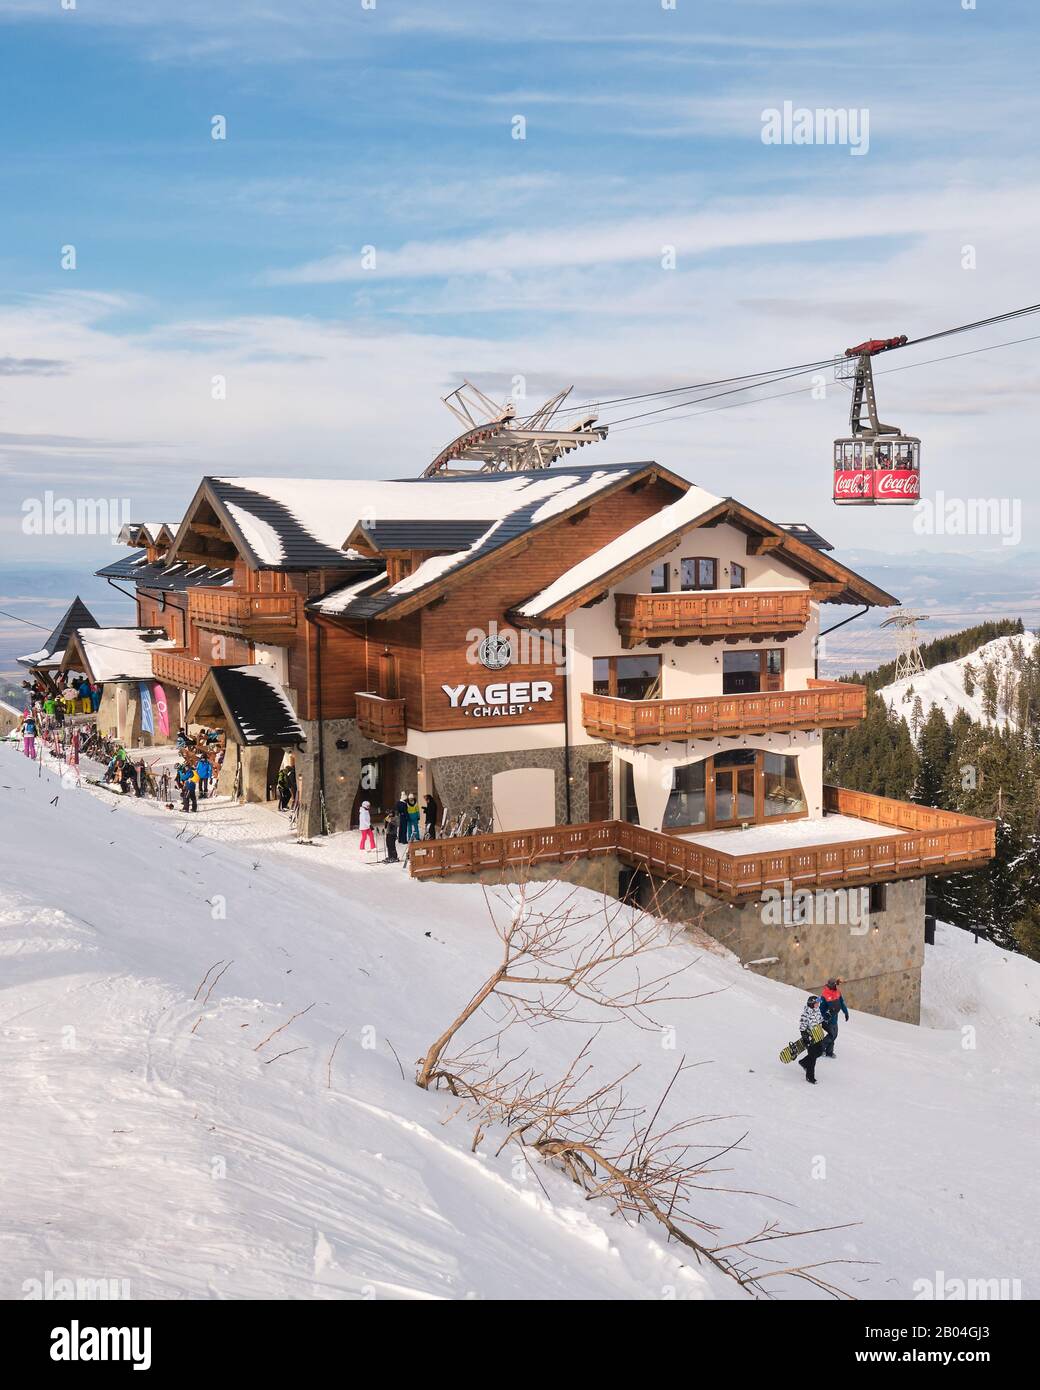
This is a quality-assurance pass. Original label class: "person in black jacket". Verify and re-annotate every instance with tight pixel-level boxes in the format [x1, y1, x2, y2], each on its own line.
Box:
[819, 978, 850, 1058]
[384, 808, 399, 863]
[422, 793, 437, 839]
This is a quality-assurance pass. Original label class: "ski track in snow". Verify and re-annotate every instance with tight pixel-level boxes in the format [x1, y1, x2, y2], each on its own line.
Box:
[1, 741, 1038, 1301]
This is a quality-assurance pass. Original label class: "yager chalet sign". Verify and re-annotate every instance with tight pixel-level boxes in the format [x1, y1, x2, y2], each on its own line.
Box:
[441, 680, 554, 719]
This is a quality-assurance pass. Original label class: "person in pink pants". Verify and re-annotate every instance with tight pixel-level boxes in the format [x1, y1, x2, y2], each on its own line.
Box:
[359, 799, 376, 852]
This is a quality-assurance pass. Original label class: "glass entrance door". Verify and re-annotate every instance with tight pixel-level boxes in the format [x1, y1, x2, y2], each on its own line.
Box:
[714, 765, 756, 824]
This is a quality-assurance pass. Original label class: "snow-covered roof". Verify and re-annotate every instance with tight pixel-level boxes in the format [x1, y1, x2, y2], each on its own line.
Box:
[515, 483, 724, 618]
[198, 464, 647, 574]
[65, 627, 177, 683]
[190, 663, 304, 746]
[16, 596, 100, 669]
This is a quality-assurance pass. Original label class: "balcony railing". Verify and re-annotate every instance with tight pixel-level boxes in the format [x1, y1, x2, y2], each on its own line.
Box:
[615, 589, 811, 647]
[152, 650, 215, 692]
[188, 588, 298, 637]
[409, 789, 994, 903]
[581, 679, 866, 745]
[355, 691, 407, 746]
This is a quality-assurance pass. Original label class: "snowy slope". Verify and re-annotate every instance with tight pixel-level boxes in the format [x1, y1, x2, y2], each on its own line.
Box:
[879, 632, 1038, 733]
[2, 747, 1038, 1300]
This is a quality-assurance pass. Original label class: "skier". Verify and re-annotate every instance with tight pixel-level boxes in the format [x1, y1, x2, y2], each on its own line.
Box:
[21, 710, 37, 760]
[819, 977, 849, 1058]
[359, 799, 376, 853]
[797, 994, 826, 1085]
[195, 752, 213, 799]
[383, 807, 399, 863]
[422, 793, 437, 839]
[406, 794, 421, 842]
[176, 759, 197, 812]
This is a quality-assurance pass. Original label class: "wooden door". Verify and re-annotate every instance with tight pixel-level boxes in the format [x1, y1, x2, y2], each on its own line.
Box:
[588, 760, 610, 823]
[713, 765, 755, 825]
[378, 652, 400, 700]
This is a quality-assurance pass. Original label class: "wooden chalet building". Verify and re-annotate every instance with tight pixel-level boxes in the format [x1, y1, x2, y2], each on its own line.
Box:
[101, 461, 994, 1022]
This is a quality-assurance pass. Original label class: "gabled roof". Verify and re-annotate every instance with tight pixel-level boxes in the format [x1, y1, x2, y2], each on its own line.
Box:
[513, 492, 897, 621]
[308, 462, 683, 620]
[170, 464, 667, 582]
[60, 627, 177, 683]
[117, 522, 176, 549]
[96, 551, 235, 592]
[17, 596, 100, 668]
[188, 664, 304, 747]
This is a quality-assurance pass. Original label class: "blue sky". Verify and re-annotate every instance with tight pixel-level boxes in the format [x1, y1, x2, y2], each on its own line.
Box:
[2, 0, 1039, 598]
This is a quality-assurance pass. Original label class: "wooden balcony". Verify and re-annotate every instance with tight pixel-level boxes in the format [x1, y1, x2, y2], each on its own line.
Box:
[152, 650, 213, 692]
[355, 691, 407, 746]
[581, 679, 866, 745]
[409, 789, 995, 903]
[615, 589, 811, 648]
[188, 588, 299, 640]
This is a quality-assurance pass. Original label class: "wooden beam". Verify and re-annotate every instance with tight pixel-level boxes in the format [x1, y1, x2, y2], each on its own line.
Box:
[746, 534, 783, 556]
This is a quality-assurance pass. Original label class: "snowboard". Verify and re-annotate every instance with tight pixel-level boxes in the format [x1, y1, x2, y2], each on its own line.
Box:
[779, 1024, 827, 1064]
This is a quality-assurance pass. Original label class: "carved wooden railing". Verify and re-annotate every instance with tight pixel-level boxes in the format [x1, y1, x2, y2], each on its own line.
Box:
[409, 790, 995, 902]
[355, 691, 407, 745]
[151, 650, 213, 692]
[188, 588, 298, 635]
[581, 679, 866, 745]
[615, 589, 811, 647]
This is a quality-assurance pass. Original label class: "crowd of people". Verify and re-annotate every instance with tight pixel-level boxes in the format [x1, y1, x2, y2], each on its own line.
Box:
[359, 791, 438, 860]
[172, 726, 224, 812]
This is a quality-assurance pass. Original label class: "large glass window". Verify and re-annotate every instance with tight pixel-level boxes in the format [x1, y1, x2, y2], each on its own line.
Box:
[593, 655, 661, 700]
[722, 651, 762, 694]
[680, 557, 717, 591]
[763, 753, 805, 818]
[722, 649, 784, 694]
[663, 760, 707, 829]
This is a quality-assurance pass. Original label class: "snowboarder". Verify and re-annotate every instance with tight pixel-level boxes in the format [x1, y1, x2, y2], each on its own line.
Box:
[359, 799, 376, 852]
[819, 977, 849, 1058]
[797, 995, 826, 1084]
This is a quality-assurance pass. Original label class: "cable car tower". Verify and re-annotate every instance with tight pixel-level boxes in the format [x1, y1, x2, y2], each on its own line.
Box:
[881, 609, 929, 682]
[833, 336, 921, 506]
[422, 382, 607, 476]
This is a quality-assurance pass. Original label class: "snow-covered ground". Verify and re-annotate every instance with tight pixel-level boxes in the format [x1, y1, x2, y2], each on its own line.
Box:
[879, 632, 1038, 733]
[2, 744, 1037, 1301]
[681, 815, 902, 853]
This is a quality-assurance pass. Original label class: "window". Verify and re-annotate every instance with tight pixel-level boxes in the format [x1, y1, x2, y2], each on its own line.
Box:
[592, 655, 661, 701]
[869, 883, 887, 914]
[763, 753, 805, 818]
[649, 562, 669, 593]
[680, 557, 717, 591]
[621, 760, 639, 824]
[722, 649, 784, 695]
[730, 562, 746, 589]
[663, 760, 707, 829]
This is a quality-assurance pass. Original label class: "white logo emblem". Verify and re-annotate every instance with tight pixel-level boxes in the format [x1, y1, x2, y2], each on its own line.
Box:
[477, 634, 512, 671]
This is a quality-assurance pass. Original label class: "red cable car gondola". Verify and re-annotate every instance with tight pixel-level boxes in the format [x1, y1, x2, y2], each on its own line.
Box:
[833, 335, 920, 505]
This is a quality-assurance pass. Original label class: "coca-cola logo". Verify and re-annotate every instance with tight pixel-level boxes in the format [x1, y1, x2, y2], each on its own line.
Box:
[833, 471, 871, 495]
[875, 470, 919, 498]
